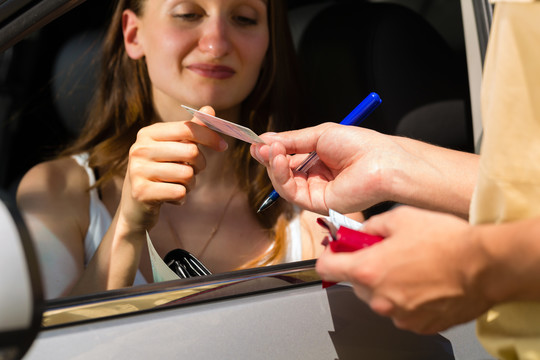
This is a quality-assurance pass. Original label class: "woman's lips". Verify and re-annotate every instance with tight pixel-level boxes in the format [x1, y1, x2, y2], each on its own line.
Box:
[187, 63, 235, 79]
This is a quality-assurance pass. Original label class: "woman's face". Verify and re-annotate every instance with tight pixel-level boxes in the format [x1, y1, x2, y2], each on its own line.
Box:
[123, 0, 269, 120]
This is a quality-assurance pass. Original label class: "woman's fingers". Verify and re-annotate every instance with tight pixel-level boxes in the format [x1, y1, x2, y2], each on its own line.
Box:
[130, 141, 206, 173]
[137, 120, 228, 152]
[129, 177, 190, 205]
[131, 160, 197, 187]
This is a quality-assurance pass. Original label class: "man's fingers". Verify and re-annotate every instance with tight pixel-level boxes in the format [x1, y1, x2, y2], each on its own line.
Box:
[268, 143, 299, 200]
[259, 123, 335, 155]
[361, 210, 397, 238]
[316, 248, 356, 284]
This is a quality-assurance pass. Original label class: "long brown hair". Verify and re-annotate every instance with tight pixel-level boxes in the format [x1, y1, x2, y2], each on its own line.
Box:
[62, 0, 306, 265]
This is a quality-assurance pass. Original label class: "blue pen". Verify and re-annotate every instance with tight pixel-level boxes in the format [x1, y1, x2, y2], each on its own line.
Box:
[257, 92, 382, 213]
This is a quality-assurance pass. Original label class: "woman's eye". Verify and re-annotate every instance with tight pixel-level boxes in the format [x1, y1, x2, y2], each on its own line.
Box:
[233, 15, 257, 26]
[173, 13, 203, 22]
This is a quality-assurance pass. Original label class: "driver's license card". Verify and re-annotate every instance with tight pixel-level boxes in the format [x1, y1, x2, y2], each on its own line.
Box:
[182, 105, 266, 144]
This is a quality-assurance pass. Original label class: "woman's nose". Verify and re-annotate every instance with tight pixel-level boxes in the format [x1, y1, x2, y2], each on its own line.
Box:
[198, 19, 231, 58]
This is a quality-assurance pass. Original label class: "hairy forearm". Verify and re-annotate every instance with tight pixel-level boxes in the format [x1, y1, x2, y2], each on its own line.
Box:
[388, 136, 479, 218]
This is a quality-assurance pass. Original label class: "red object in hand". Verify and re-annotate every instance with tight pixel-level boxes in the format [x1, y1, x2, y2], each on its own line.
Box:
[320, 224, 384, 288]
[329, 226, 383, 252]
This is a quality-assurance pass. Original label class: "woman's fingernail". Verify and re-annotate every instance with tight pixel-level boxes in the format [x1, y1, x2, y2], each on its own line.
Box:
[219, 139, 228, 151]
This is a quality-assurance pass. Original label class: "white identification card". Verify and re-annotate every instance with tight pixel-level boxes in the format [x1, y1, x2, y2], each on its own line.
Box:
[182, 105, 266, 144]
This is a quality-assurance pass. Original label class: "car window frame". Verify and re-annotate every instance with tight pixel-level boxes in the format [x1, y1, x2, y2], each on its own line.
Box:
[0, 0, 86, 54]
[43, 259, 320, 329]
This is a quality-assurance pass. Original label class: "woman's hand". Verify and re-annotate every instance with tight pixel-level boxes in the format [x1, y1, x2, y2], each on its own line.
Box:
[119, 106, 228, 231]
[316, 206, 492, 334]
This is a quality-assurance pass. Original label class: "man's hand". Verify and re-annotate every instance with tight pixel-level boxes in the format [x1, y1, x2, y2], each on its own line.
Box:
[316, 206, 493, 334]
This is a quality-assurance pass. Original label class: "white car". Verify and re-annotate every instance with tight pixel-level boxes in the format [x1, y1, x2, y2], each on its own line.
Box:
[1, 0, 495, 358]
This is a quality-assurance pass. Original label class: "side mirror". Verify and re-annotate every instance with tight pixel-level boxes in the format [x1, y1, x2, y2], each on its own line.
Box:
[0, 192, 43, 360]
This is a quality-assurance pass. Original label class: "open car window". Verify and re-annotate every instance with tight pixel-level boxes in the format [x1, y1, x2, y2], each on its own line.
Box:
[0, 0, 485, 329]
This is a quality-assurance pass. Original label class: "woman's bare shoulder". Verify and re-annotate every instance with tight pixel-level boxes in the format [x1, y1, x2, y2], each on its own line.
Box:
[16, 156, 90, 212]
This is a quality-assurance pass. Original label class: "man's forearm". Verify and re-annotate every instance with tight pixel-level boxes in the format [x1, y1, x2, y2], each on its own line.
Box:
[475, 217, 540, 304]
[390, 136, 479, 218]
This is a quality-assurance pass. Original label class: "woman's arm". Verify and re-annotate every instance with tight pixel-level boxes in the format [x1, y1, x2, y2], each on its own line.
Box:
[16, 157, 144, 297]
[17, 112, 228, 296]
[70, 118, 227, 295]
[17, 158, 88, 298]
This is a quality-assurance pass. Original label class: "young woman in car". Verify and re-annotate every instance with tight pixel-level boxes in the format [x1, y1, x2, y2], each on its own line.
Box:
[17, 0, 355, 298]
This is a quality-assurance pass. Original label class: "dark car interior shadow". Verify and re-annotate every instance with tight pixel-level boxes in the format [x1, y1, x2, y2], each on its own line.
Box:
[326, 285, 455, 360]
